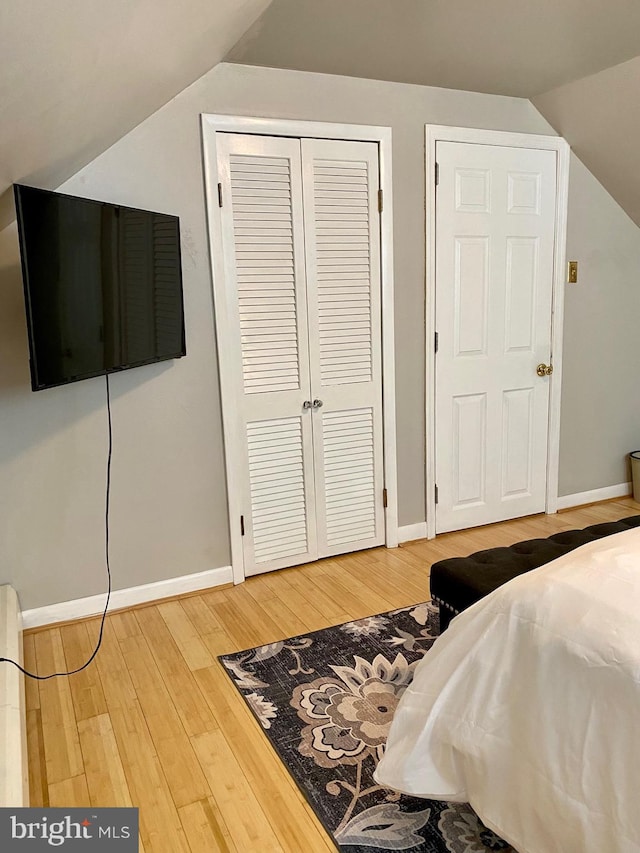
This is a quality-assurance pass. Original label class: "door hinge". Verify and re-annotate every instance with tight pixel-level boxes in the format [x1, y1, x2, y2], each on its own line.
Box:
[217, 182, 223, 207]
[378, 188, 383, 213]
[435, 162, 439, 186]
[434, 331, 439, 354]
[382, 487, 388, 509]
[240, 515, 245, 536]
[434, 484, 439, 505]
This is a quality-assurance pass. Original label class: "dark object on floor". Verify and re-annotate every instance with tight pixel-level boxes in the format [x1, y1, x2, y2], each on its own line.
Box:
[431, 514, 640, 630]
[220, 602, 515, 852]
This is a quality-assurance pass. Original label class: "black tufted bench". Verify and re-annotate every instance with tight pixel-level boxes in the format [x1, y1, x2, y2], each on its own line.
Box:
[431, 515, 640, 631]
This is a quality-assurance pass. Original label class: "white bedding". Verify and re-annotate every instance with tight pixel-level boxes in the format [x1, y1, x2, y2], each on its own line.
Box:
[374, 527, 640, 853]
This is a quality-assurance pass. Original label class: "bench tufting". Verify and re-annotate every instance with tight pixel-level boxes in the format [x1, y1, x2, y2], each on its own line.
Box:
[430, 515, 640, 631]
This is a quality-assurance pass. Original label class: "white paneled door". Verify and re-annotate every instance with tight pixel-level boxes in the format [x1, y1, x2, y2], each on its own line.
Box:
[216, 133, 385, 575]
[435, 141, 558, 533]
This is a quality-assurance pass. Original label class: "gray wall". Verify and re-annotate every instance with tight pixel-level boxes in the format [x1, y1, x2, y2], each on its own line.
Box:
[0, 62, 637, 610]
[560, 154, 640, 494]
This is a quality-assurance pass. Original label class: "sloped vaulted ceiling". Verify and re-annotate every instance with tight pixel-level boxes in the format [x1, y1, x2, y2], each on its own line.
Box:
[227, 0, 640, 98]
[533, 57, 640, 227]
[227, 0, 640, 226]
[0, 0, 272, 224]
[3, 0, 640, 228]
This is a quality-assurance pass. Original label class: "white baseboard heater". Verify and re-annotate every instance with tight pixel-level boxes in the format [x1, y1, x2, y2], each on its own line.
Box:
[0, 585, 28, 805]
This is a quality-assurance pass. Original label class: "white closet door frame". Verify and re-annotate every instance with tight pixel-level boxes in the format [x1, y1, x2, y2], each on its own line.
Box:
[424, 125, 570, 540]
[202, 114, 398, 584]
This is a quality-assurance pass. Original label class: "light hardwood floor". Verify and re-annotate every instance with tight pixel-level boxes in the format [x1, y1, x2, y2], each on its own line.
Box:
[25, 497, 640, 852]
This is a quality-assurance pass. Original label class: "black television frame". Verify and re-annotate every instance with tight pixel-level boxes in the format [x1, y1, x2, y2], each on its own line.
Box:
[14, 183, 186, 391]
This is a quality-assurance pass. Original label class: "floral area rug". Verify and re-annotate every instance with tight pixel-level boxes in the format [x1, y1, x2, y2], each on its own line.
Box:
[219, 600, 514, 852]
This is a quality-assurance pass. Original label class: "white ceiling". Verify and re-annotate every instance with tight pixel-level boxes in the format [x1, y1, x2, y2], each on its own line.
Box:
[2, 0, 640, 229]
[534, 56, 640, 227]
[226, 0, 640, 98]
[227, 0, 640, 226]
[0, 0, 271, 225]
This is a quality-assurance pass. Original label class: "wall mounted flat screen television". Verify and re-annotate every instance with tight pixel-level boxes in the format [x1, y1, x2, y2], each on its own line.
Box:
[14, 184, 186, 391]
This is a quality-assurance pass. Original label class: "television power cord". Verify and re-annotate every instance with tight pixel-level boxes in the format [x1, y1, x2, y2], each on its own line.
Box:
[0, 373, 113, 679]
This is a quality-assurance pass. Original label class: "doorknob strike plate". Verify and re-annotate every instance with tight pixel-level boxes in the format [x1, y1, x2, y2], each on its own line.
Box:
[568, 261, 578, 283]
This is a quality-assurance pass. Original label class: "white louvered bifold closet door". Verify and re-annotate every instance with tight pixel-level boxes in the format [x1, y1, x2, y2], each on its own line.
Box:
[301, 139, 385, 556]
[216, 133, 318, 575]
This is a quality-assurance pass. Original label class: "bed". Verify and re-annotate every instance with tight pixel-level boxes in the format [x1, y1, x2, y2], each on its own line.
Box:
[374, 526, 640, 852]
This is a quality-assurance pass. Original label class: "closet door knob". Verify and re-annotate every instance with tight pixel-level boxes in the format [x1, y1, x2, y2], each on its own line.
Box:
[302, 400, 312, 409]
[312, 399, 323, 409]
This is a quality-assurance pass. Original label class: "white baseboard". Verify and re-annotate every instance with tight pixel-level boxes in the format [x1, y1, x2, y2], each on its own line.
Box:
[557, 482, 633, 511]
[0, 585, 28, 806]
[21, 565, 233, 630]
[398, 522, 428, 543]
[399, 483, 635, 541]
[23, 481, 632, 630]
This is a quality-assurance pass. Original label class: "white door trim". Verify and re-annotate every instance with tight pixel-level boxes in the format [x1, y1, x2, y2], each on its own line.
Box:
[201, 114, 398, 583]
[425, 125, 570, 540]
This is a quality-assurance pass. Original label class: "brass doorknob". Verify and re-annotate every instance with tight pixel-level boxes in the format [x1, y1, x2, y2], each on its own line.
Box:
[536, 363, 553, 377]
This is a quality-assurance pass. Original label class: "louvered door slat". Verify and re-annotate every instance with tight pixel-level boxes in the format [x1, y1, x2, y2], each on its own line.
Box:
[217, 133, 317, 576]
[216, 132, 385, 575]
[227, 148, 304, 398]
[302, 138, 385, 557]
[246, 416, 311, 564]
[251, 488, 304, 507]
[253, 498, 305, 517]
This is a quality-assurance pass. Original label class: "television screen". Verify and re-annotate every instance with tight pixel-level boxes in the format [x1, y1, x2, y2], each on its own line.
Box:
[14, 184, 186, 391]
